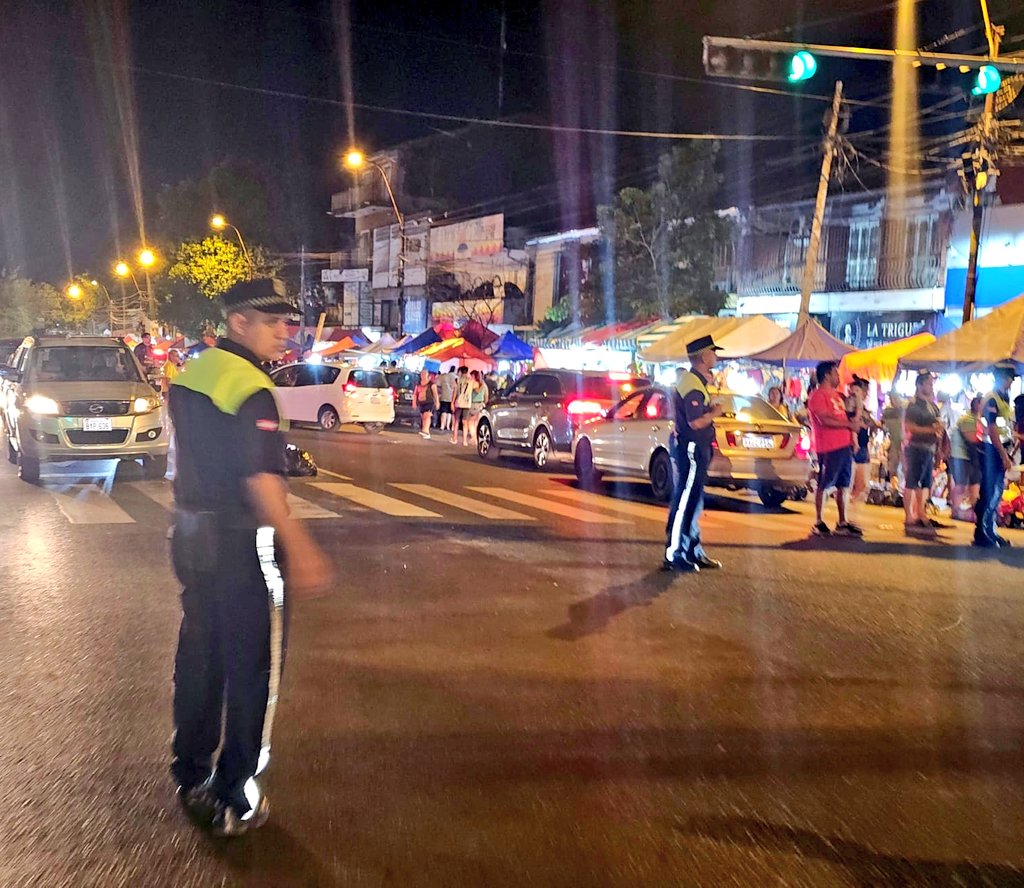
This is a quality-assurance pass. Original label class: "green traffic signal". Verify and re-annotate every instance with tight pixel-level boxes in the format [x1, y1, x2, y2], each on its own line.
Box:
[788, 51, 817, 82]
[972, 64, 1002, 96]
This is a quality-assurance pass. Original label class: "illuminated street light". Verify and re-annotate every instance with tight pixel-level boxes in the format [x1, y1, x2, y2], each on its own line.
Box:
[66, 283, 83, 300]
[343, 148, 365, 170]
[115, 261, 131, 278]
[138, 248, 156, 268]
[209, 213, 253, 278]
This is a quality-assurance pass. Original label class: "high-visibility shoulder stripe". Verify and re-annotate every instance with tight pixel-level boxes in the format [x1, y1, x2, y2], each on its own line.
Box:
[172, 347, 274, 416]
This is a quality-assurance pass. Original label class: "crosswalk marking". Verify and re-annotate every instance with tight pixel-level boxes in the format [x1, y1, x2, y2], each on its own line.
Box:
[390, 484, 536, 521]
[51, 485, 135, 524]
[541, 488, 669, 523]
[316, 468, 352, 481]
[466, 488, 626, 524]
[311, 482, 441, 518]
[131, 481, 340, 520]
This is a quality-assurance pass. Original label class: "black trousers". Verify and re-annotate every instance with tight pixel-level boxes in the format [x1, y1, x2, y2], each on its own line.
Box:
[664, 436, 710, 564]
[170, 517, 287, 810]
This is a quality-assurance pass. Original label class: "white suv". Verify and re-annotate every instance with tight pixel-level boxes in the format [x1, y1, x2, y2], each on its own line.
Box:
[269, 362, 395, 432]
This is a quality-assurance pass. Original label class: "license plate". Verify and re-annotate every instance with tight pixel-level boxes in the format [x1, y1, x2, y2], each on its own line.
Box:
[401, 393, 412, 401]
[741, 434, 773, 450]
[83, 417, 113, 432]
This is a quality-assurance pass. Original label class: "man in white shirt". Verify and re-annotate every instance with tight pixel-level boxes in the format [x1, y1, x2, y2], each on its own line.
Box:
[436, 369, 456, 432]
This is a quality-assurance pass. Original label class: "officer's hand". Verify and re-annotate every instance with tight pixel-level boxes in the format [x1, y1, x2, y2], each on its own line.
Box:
[709, 402, 725, 418]
[286, 542, 332, 599]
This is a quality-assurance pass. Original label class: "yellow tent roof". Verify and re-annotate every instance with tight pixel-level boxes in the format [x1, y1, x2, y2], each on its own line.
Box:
[639, 316, 748, 363]
[839, 332, 936, 384]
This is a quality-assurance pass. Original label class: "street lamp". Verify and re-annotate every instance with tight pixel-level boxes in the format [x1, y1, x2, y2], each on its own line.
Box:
[209, 213, 254, 278]
[115, 259, 146, 334]
[342, 147, 406, 336]
[65, 283, 83, 300]
[137, 248, 156, 268]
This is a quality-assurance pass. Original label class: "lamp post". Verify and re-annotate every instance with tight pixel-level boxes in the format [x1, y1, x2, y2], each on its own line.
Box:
[114, 259, 148, 334]
[210, 214, 254, 279]
[343, 148, 406, 336]
[137, 248, 157, 321]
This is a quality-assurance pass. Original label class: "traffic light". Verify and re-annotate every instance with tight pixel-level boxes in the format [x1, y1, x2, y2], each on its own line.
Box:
[703, 37, 818, 83]
[972, 64, 1002, 96]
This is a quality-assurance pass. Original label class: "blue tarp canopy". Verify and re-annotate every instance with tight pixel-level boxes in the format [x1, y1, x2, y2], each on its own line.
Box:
[393, 327, 441, 355]
[490, 331, 534, 361]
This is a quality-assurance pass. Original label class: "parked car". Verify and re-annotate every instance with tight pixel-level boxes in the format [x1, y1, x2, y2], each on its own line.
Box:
[476, 369, 650, 469]
[1, 335, 168, 483]
[269, 362, 394, 432]
[385, 369, 420, 425]
[571, 386, 810, 508]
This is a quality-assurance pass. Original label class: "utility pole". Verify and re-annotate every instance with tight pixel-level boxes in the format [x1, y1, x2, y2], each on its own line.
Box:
[962, 7, 1003, 324]
[798, 80, 843, 324]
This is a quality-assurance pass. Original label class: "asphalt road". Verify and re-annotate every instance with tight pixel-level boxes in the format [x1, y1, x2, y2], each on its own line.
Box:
[2, 422, 1024, 887]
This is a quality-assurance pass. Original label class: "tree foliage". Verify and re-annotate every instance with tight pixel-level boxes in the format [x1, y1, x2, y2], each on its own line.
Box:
[168, 237, 252, 299]
[598, 142, 730, 321]
[156, 277, 221, 340]
[0, 274, 98, 335]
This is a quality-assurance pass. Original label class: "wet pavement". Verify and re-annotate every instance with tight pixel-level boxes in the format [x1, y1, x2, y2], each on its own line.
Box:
[1, 426, 1023, 887]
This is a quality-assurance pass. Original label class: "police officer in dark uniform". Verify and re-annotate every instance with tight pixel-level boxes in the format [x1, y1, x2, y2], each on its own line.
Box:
[169, 278, 329, 837]
[664, 335, 724, 573]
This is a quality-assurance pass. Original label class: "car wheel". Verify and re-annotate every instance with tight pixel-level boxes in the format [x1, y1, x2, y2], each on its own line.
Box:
[573, 439, 602, 487]
[142, 454, 169, 480]
[532, 427, 552, 470]
[19, 455, 40, 484]
[318, 405, 339, 431]
[649, 449, 672, 502]
[477, 419, 500, 461]
[7, 438, 16, 465]
[363, 422, 384, 435]
[758, 486, 787, 509]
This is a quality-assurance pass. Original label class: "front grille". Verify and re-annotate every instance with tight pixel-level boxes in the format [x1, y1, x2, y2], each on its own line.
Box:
[66, 430, 130, 445]
[64, 400, 131, 416]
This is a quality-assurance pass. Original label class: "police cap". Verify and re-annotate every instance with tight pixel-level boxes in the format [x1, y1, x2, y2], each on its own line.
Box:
[221, 278, 298, 316]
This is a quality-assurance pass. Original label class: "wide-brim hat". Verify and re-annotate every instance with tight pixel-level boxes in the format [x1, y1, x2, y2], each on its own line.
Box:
[686, 334, 723, 357]
[221, 278, 299, 316]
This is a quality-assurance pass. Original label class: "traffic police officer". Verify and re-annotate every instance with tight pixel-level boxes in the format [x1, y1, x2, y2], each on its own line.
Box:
[664, 334, 724, 573]
[169, 278, 329, 837]
[975, 363, 1017, 548]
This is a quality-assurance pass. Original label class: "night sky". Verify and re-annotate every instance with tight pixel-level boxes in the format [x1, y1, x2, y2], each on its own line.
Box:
[0, 0, 1019, 284]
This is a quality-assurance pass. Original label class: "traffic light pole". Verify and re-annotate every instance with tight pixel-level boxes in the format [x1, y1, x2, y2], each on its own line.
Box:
[798, 80, 843, 324]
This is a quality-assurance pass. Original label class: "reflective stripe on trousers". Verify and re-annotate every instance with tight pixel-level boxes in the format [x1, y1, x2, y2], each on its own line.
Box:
[975, 446, 1005, 546]
[665, 436, 709, 564]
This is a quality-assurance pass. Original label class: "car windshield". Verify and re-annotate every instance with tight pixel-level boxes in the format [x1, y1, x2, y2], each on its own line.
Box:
[30, 346, 142, 383]
[386, 371, 418, 390]
[718, 394, 788, 422]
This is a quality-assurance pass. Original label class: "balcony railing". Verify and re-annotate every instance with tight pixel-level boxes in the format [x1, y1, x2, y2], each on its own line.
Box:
[737, 253, 946, 295]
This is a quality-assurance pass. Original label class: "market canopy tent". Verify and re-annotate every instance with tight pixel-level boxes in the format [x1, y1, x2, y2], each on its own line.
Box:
[418, 337, 496, 371]
[394, 324, 458, 355]
[745, 319, 854, 367]
[314, 336, 361, 359]
[898, 295, 1024, 372]
[460, 319, 500, 350]
[639, 316, 750, 363]
[489, 331, 534, 361]
[714, 316, 791, 359]
[840, 332, 936, 385]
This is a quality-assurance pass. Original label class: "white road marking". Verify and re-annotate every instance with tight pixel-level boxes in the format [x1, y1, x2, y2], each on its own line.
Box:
[311, 482, 440, 518]
[131, 481, 174, 510]
[390, 484, 536, 521]
[316, 468, 352, 481]
[51, 485, 135, 524]
[132, 481, 339, 520]
[541, 488, 669, 522]
[466, 488, 626, 524]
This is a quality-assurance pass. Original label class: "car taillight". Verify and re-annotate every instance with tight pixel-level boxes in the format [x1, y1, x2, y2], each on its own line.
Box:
[344, 382, 357, 394]
[645, 403, 659, 419]
[388, 387, 396, 400]
[779, 434, 791, 449]
[725, 431, 737, 447]
[566, 399, 603, 417]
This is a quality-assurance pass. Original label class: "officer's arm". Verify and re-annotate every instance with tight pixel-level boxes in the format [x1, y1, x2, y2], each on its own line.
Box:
[984, 399, 1012, 467]
[680, 389, 718, 431]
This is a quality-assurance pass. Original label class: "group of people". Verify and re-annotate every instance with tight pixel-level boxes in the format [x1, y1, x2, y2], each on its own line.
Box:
[412, 366, 489, 444]
[809, 360, 1020, 547]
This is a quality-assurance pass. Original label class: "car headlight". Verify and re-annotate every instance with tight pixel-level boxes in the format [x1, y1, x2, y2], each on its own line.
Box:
[24, 394, 61, 415]
[133, 396, 161, 414]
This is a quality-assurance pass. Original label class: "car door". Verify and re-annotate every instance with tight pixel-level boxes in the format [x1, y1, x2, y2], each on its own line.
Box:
[269, 365, 303, 421]
[523, 373, 563, 444]
[590, 390, 646, 470]
[345, 369, 390, 422]
[491, 377, 530, 446]
[636, 388, 672, 469]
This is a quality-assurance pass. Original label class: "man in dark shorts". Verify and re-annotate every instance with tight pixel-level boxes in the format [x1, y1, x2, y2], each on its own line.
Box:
[902, 371, 943, 536]
[949, 395, 982, 521]
[807, 361, 863, 537]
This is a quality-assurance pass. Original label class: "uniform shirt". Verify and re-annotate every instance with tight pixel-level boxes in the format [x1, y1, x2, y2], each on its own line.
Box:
[982, 389, 1013, 449]
[170, 339, 286, 522]
[808, 385, 852, 455]
[673, 369, 715, 449]
[904, 396, 941, 452]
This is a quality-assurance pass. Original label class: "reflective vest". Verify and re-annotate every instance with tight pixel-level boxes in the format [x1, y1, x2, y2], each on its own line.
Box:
[672, 370, 714, 446]
[172, 346, 287, 428]
[981, 390, 1013, 448]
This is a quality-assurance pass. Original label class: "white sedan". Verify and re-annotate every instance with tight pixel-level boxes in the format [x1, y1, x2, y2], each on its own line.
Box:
[269, 362, 395, 432]
[571, 386, 811, 508]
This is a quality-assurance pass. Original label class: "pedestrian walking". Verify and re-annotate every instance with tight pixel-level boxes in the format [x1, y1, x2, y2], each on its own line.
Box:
[467, 370, 488, 444]
[974, 364, 1018, 548]
[451, 366, 473, 445]
[436, 368, 456, 432]
[168, 278, 330, 837]
[902, 371, 944, 536]
[413, 370, 439, 438]
[808, 361, 863, 537]
[663, 335, 725, 573]
[949, 394, 982, 522]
